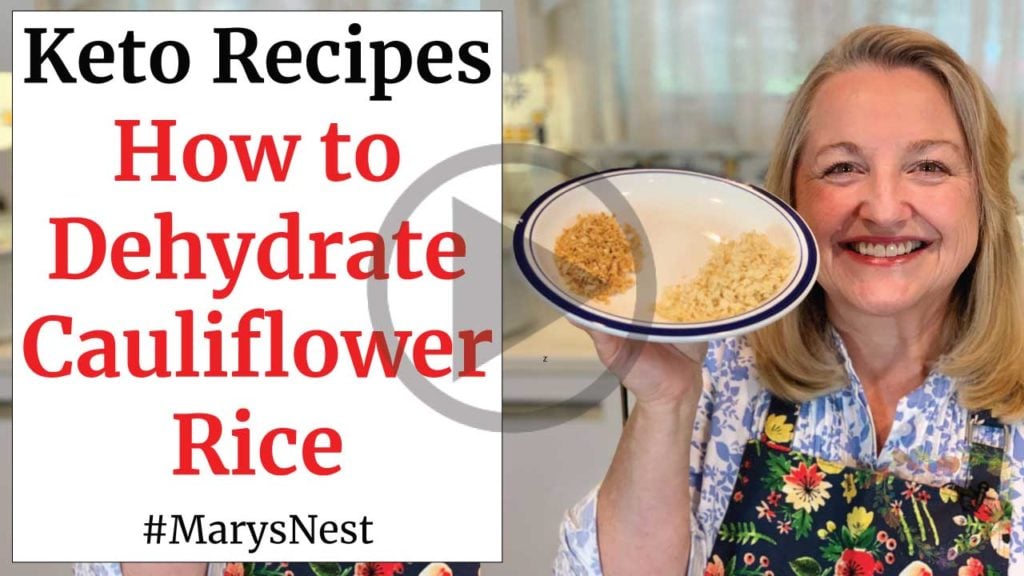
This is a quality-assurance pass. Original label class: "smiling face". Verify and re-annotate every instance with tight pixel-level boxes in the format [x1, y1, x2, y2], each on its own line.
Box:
[795, 66, 979, 322]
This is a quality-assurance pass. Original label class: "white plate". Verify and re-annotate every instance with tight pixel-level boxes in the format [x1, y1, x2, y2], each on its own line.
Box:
[513, 168, 819, 342]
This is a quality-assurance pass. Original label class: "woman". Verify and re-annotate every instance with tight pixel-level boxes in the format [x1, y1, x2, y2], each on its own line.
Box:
[555, 25, 1024, 575]
[76, 562, 478, 576]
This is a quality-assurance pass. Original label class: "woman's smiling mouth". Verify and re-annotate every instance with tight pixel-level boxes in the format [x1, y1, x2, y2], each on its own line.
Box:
[840, 239, 932, 262]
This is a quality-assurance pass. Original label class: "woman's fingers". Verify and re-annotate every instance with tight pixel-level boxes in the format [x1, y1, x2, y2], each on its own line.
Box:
[568, 319, 626, 365]
[567, 318, 705, 406]
[589, 331, 630, 367]
[672, 342, 709, 364]
[570, 319, 702, 369]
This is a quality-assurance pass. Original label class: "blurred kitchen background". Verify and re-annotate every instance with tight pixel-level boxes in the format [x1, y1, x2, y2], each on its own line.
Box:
[2, 1, 1023, 575]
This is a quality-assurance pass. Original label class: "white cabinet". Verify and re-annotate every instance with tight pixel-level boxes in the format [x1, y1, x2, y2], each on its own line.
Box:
[2, 411, 72, 576]
[493, 393, 622, 575]
[493, 317, 624, 575]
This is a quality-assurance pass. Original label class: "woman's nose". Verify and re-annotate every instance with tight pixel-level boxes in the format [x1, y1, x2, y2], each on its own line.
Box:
[856, 173, 912, 226]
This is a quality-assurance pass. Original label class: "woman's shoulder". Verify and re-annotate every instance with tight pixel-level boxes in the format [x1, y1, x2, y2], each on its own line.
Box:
[699, 336, 776, 437]
[704, 335, 765, 397]
[701, 335, 841, 435]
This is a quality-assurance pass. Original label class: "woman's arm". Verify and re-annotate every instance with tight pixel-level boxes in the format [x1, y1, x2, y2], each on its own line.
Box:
[597, 367, 702, 575]
[583, 331, 707, 575]
[120, 564, 208, 576]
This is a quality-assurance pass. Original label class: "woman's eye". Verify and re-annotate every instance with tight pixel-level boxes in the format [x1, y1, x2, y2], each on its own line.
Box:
[914, 160, 950, 174]
[822, 162, 859, 177]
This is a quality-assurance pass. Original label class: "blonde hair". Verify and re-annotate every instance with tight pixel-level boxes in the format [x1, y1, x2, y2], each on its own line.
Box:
[749, 25, 1024, 422]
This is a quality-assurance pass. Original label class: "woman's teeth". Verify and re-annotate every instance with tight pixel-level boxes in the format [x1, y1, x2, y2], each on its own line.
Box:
[852, 241, 923, 258]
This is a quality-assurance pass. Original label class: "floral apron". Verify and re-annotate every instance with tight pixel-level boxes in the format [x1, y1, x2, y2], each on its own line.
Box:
[232, 562, 480, 576]
[705, 396, 1012, 576]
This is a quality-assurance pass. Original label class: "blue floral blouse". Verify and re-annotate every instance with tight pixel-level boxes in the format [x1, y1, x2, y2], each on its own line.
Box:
[554, 334, 1024, 575]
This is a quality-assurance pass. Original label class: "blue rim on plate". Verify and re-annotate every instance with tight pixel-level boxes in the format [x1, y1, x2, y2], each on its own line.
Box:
[512, 168, 819, 341]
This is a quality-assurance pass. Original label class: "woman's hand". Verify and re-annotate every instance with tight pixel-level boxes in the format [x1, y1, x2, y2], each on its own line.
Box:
[580, 325, 707, 409]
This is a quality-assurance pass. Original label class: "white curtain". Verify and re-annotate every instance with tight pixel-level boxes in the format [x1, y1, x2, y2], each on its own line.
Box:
[543, 0, 1024, 157]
